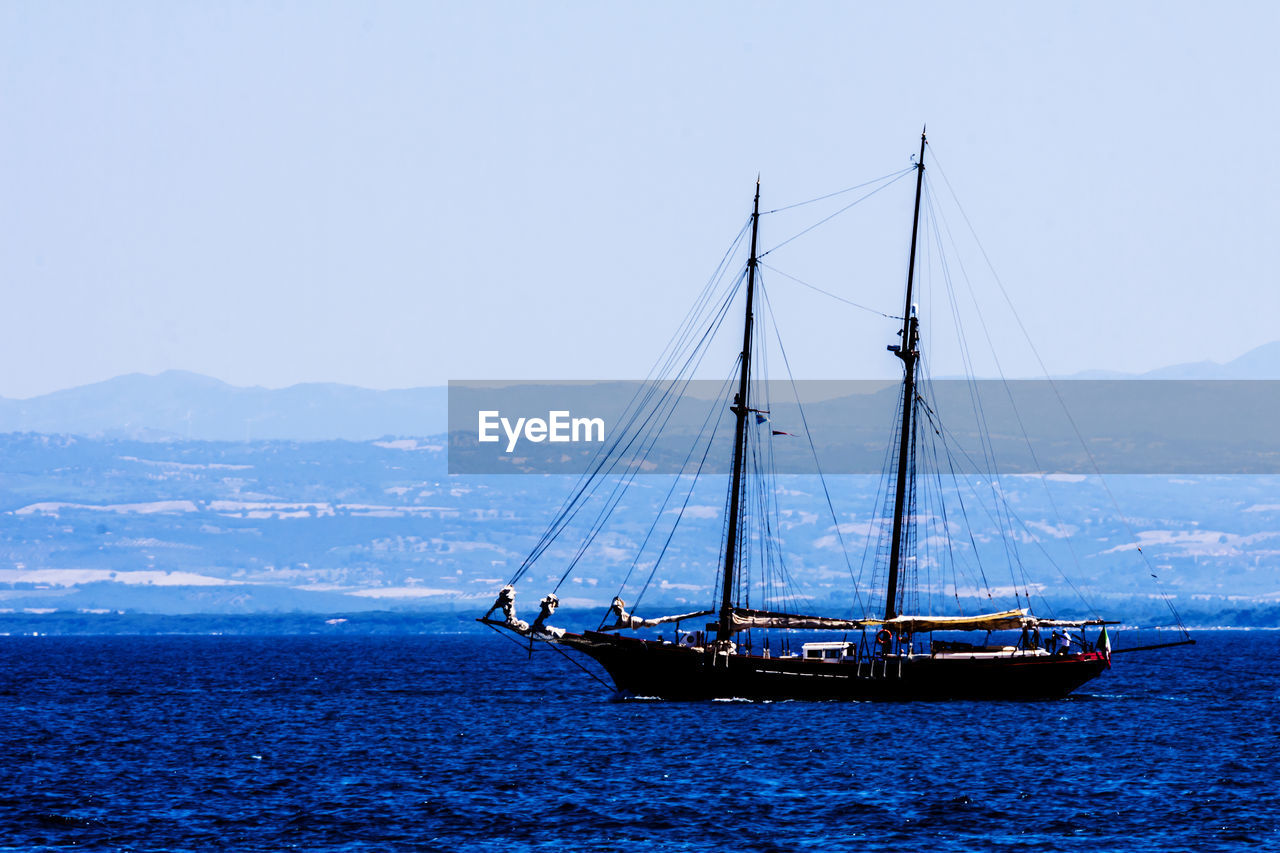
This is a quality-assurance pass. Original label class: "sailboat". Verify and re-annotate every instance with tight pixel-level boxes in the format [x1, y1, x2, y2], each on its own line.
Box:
[480, 132, 1175, 700]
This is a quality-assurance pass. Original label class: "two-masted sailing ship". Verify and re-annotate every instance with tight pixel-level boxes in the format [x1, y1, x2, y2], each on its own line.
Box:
[481, 132, 1164, 700]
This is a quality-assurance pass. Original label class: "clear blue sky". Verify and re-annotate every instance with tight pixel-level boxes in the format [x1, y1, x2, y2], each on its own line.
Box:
[1, 2, 1276, 398]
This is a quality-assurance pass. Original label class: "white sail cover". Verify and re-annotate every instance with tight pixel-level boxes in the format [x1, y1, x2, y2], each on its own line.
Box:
[881, 610, 1027, 633]
[730, 609, 865, 631]
[592, 604, 1114, 635]
[727, 607, 1109, 633]
[597, 597, 714, 632]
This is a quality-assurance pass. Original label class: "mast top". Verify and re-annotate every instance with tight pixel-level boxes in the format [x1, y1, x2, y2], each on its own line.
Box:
[899, 132, 928, 341]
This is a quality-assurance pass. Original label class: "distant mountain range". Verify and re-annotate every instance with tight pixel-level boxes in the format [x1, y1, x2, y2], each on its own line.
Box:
[0, 371, 447, 441]
[2, 340, 1280, 442]
[1064, 340, 1280, 379]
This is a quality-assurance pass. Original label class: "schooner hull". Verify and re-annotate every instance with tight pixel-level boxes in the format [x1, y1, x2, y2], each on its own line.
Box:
[563, 632, 1109, 701]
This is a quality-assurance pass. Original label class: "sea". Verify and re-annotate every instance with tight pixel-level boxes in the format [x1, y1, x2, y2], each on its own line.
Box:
[2, 630, 1277, 852]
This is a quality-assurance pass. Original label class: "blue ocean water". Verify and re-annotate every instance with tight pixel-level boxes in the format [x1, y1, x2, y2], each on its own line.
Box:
[1, 631, 1277, 852]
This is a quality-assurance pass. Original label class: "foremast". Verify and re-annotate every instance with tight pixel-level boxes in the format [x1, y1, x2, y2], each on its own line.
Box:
[884, 129, 927, 625]
[716, 180, 762, 643]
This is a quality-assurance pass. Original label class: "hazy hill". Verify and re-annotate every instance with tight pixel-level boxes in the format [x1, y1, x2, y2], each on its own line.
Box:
[3, 340, 1280, 443]
[0, 371, 447, 440]
[1067, 341, 1280, 380]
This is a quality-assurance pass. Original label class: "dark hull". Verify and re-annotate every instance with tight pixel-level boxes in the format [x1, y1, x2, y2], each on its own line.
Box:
[561, 631, 1109, 701]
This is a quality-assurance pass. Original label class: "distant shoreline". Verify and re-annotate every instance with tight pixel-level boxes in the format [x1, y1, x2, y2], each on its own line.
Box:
[0, 611, 1274, 637]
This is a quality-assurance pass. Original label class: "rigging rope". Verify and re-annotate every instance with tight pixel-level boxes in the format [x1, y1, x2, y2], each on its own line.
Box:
[758, 169, 915, 259]
[510, 255, 748, 587]
[759, 282, 867, 618]
[914, 394, 1100, 616]
[758, 261, 900, 319]
[761, 167, 915, 214]
[926, 183, 1095, 614]
[622, 370, 736, 615]
[550, 273, 747, 592]
[927, 147, 1190, 637]
[919, 185, 1036, 612]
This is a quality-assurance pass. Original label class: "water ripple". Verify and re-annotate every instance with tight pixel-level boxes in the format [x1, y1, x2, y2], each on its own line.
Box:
[1, 632, 1278, 851]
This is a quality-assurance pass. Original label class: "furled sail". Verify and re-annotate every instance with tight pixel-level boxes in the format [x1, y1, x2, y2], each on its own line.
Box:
[726, 607, 1107, 634]
[597, 597, 714, 632]
[729, 608, 866, 632]
[881, 610, 1027, 633]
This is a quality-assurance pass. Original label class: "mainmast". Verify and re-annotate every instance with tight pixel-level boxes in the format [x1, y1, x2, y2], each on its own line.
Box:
[884, 129, 927, 623]
[716, 180, 761, 643]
